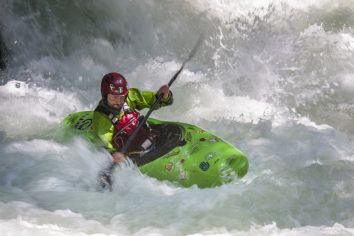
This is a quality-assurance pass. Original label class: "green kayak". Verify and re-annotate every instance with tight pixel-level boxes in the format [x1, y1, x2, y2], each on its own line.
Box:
[62, 111, 248, 188]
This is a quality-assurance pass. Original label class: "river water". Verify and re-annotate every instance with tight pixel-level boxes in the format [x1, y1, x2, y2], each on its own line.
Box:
[1, 0, 354, 235]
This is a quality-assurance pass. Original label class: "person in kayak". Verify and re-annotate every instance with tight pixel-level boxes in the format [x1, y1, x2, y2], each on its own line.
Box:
[93, 72, 173, 164]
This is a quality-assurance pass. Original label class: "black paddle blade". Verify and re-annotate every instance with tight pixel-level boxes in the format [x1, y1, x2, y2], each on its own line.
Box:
[98, 169, 113, 192]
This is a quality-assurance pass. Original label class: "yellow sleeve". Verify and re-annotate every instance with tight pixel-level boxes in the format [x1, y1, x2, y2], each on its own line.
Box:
[92, 111, 116, 153]
[126, 88, 173, 110]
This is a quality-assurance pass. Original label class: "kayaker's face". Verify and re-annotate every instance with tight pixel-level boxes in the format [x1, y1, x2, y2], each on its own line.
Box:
[107, 94, 125, 109]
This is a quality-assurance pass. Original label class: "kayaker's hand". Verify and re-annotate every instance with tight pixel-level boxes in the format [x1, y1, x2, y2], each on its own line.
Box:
[112, 152, 125, 163]
[158, 84, 170, 99]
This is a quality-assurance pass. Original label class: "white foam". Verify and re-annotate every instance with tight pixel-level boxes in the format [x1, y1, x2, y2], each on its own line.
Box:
[190, 222, 354, 236]
[339, 74, 354, 92]
[187, 0, 334, 22]
[187, 86, 274, 122]
[1, 201, 354, 236]
[0, 80, 87, 138]
[4, 139, 69, 154]
[0, 201, 111, 236]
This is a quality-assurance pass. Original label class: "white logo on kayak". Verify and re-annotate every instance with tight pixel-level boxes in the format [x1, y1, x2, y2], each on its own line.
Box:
[209, 138, 217, 143]
[205, 152, 217, 161]
[179, 171, 187, 180]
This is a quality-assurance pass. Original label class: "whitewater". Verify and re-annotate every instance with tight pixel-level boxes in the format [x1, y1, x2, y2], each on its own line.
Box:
[1, 0, 354, 235]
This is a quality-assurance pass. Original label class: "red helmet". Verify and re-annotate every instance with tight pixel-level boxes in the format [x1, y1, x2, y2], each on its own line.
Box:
[101, 72, 128, 96]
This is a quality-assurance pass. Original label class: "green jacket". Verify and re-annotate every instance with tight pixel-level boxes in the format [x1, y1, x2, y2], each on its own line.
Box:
[93, 88, 173, 153]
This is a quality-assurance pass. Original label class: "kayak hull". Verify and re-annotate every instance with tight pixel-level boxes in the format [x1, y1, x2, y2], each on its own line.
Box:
[62, 111, 248, 188]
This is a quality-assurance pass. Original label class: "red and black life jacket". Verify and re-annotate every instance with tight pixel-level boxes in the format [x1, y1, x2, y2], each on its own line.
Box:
[94, 101, 155, 153]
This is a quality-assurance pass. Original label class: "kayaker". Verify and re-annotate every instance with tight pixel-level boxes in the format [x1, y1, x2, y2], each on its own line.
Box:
[93, 72, 173, 164]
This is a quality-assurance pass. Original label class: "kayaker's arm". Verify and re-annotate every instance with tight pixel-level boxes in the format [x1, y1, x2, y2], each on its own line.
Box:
[126, 87, 173, 111]
[92, 111, 117, 153]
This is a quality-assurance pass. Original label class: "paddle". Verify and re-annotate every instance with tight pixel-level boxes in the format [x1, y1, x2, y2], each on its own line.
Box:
[99, 35, 204, 191]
